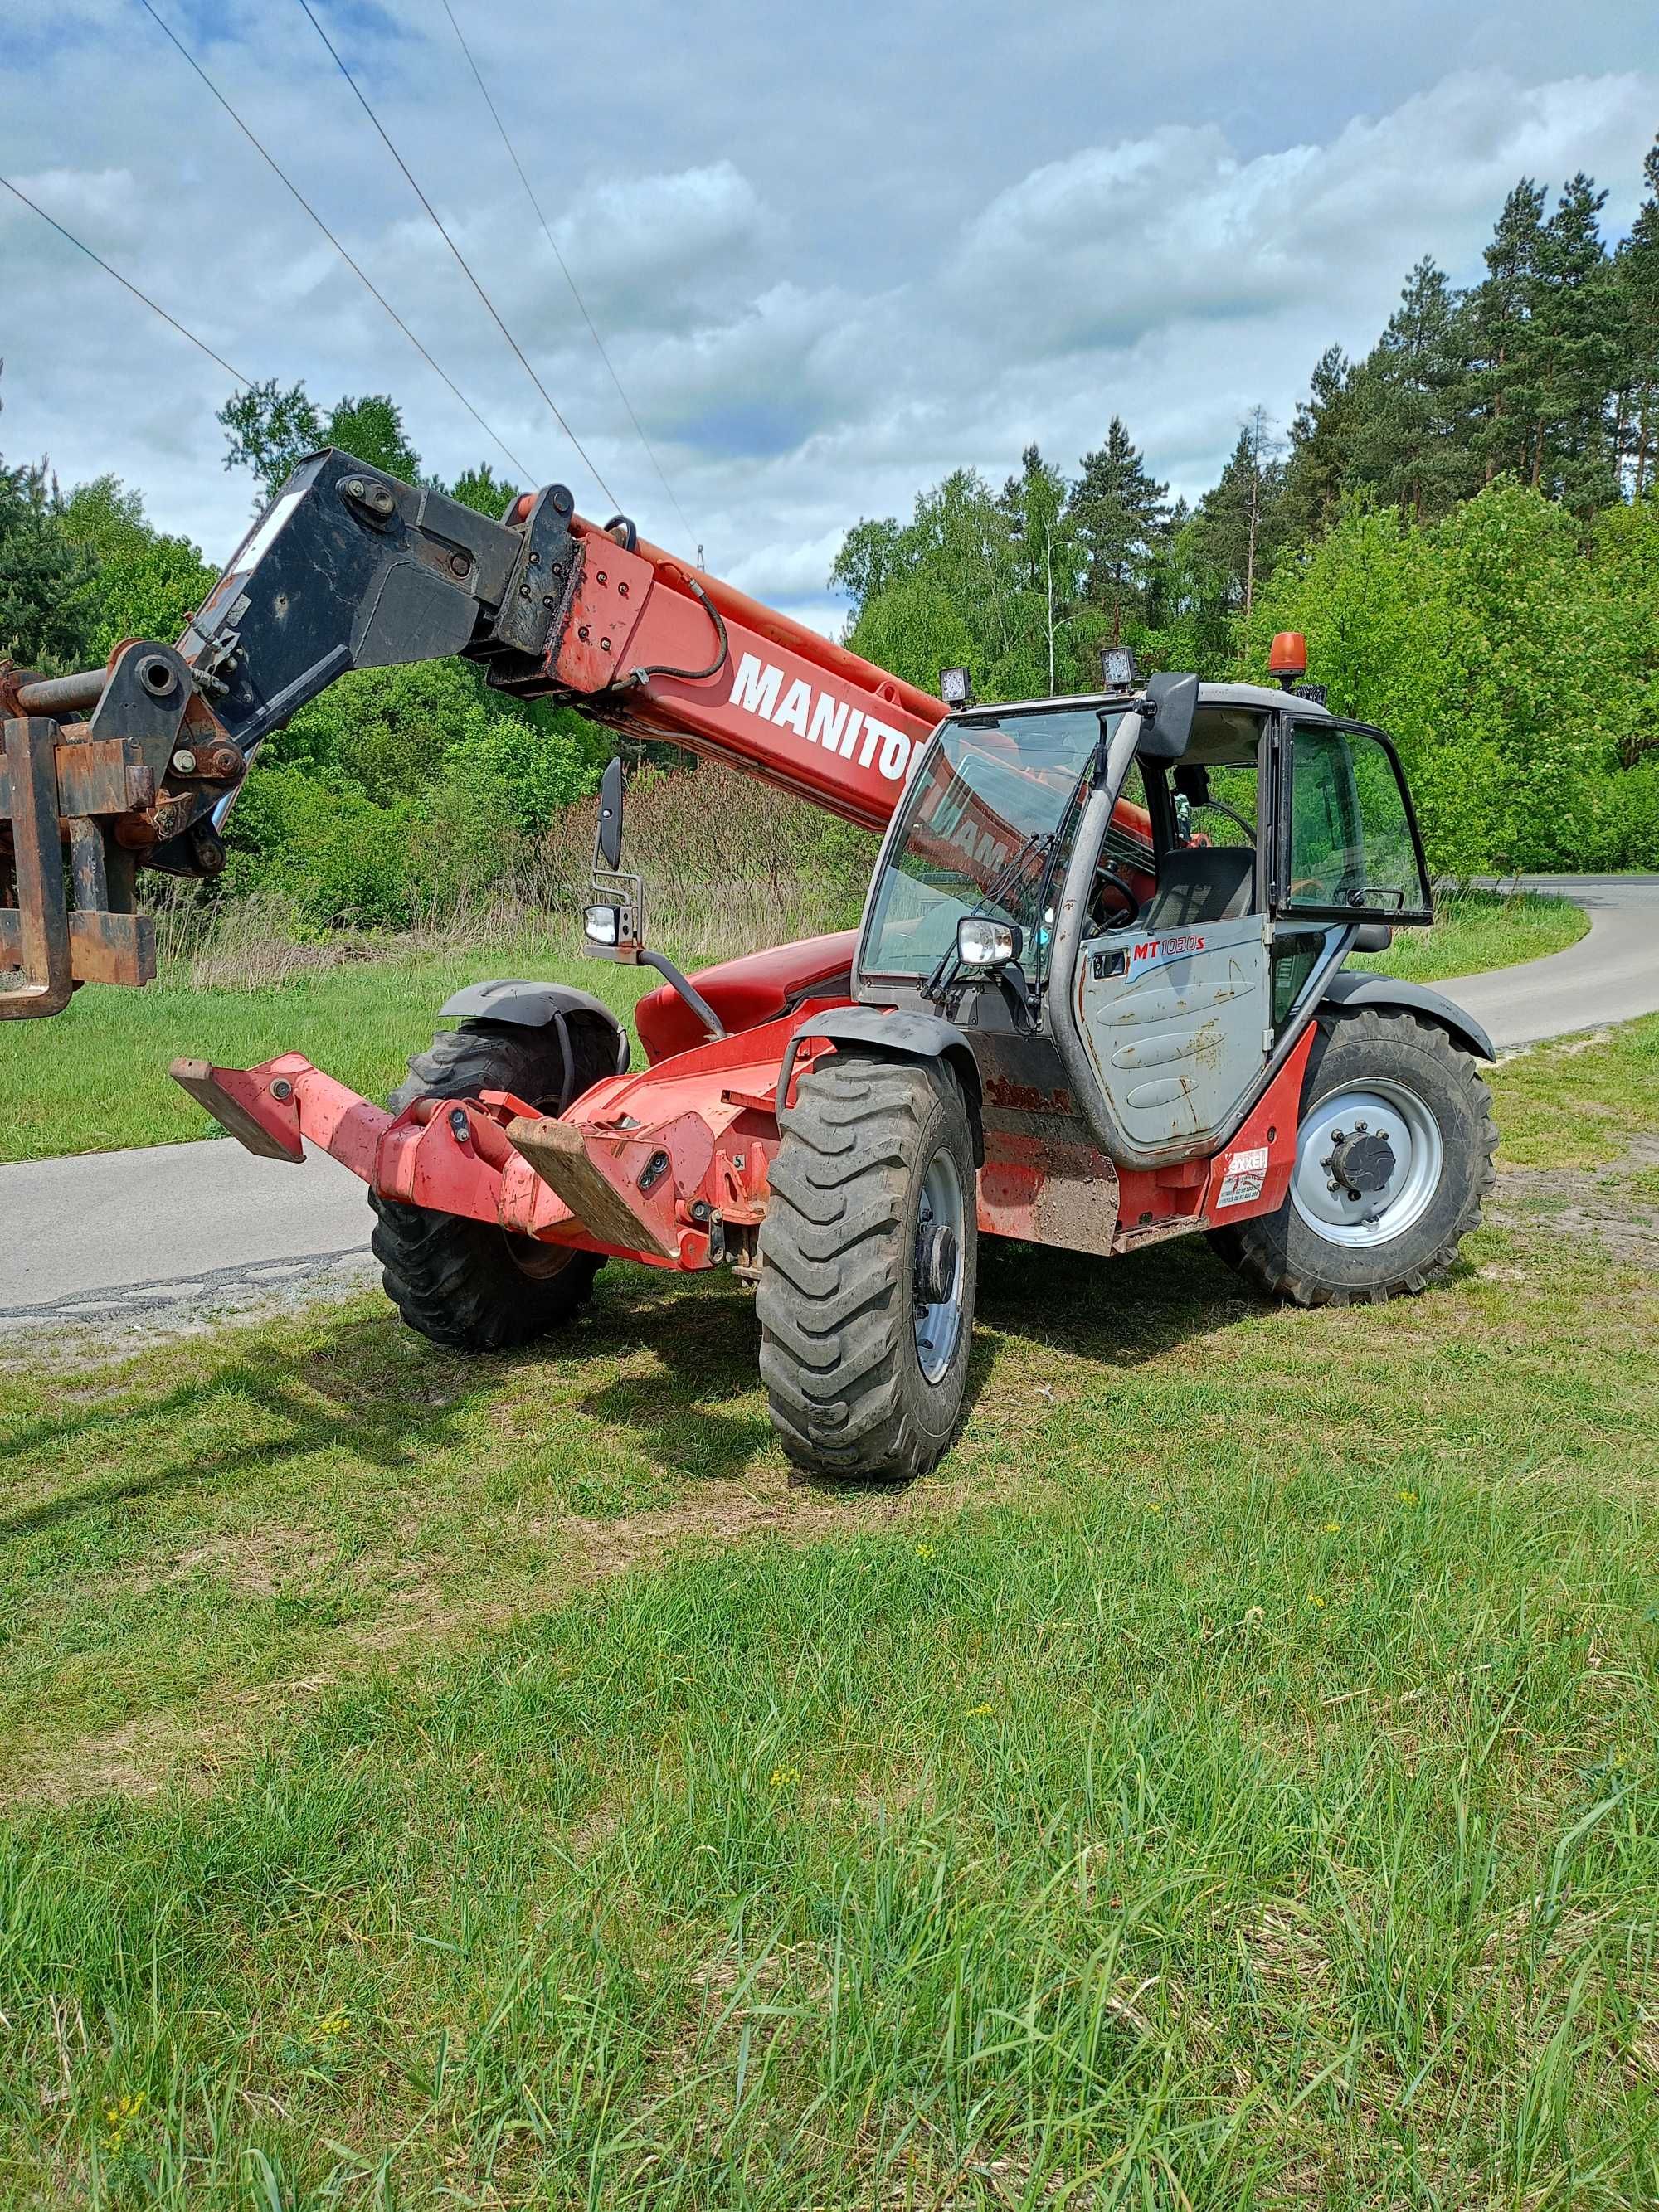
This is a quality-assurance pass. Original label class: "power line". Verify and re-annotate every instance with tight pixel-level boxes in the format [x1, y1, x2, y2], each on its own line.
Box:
[137, 0, 533, 486]
[0, 173, 252, 388]
[438, 0, 694, 549]
[293, 0, 620, 512]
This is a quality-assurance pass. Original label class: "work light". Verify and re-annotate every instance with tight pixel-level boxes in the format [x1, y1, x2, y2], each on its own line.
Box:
[1100, 646, 1137, 688]
[939, 666, 971, 708]
[583, 903, 623, 947]
[956, 916, 1023, 969]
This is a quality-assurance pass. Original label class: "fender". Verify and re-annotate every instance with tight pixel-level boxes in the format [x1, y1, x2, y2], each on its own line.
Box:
[782, 1005, 985, 1163]
[1319, 970, 1495, 1062]
[436, 978, 631, 1081]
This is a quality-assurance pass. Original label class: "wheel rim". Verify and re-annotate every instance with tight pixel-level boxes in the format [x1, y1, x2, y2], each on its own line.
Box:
[1290, 1078, 1444, 1248]
[500, 1230, 577, 1282]
[913, 1146, 966, 1384]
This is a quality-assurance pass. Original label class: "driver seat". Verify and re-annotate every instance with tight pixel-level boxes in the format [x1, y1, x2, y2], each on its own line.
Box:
[1141, 846, 1255, 930]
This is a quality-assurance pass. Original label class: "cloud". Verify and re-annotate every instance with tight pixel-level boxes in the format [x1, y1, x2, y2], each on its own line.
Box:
[1, 0, 1654, 637]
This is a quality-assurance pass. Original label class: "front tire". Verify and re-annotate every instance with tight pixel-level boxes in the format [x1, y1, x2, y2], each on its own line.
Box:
[757, 1053, 978, 1480]
[1212, 1009, 1496, 1307]
[371, 1018, 615, 1351]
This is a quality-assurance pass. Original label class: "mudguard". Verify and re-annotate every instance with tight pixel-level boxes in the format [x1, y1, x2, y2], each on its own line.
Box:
[436, 978, 630, 1073]
[783, 1005, 985, 1161]
[1321, 970, 1495, 1062]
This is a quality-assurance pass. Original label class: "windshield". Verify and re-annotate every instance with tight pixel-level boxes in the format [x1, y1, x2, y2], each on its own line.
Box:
[862, 707, 1121, 983]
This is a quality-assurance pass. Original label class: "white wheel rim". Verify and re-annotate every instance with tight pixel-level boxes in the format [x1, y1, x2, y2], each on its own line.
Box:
[914, 1147, 966, 1384]
[1290, 1079, 1444, 1248]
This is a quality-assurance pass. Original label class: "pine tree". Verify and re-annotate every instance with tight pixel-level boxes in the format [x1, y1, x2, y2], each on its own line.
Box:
[1529, 174, 1622, 512]
[1282, 345, 1356, 542]
[1191, 408, 1287, 619]
[997, 443, 1079, 693]
[1615, 135, 1659, 496]
[1347, 259, 1476, 521]
[1068, 416, 1169, 643]
[1466, 180, 1548, 486]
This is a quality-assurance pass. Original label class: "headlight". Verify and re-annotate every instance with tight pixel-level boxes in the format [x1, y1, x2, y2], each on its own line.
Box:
[583, 903, 621, 946]
[956, 916, 1022, 968]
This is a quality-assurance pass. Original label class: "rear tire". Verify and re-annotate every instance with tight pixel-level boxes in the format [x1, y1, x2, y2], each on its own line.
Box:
[371, 1018, 616, 1351]
[757, 1052, 978, 1480]
[1210, 1009, 1496, 1307]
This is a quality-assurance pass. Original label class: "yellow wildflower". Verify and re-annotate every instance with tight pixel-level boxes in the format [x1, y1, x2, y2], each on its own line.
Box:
[1307, 1592, 1328, 1610]
[1398, 1489, 1419, 1505]
[768, 1765, 800, 1789]
[1323, 1520, 1342, 1534]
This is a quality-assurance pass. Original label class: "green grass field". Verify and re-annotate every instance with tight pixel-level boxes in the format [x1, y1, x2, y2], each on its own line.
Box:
[2, 1018, 1655, 2206]
[0, 887, 1589, 1166]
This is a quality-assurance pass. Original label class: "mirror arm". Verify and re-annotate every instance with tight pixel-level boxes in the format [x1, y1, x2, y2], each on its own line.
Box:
[638, 950, 727, 1041]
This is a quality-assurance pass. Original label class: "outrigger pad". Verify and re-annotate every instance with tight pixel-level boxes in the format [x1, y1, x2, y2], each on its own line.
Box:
[170, 1057, 306, 1163]
[506, 1115, 676, 1260]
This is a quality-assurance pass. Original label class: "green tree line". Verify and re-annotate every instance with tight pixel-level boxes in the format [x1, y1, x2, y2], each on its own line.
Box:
[834, 134, 1659, 873]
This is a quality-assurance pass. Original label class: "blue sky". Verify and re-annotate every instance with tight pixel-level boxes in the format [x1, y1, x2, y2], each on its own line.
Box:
[3, 2, 1656, 630]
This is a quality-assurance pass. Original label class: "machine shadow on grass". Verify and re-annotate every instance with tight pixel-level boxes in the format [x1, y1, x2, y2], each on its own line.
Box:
[2, 1237, 1272, 1550]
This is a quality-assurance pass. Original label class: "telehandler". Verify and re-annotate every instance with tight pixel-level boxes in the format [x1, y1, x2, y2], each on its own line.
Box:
[1, 450, 1496, 1477]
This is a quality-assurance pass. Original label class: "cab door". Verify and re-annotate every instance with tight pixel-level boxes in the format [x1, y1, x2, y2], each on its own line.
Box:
[1271, 717, 1433, 923]
[1073, 756, 1272, 1155]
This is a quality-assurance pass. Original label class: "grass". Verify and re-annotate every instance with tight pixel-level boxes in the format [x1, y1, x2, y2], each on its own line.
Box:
[0, 885, 1590, 1167]
[1352, 885, 1587, 984]
[1, 1020, 1656, 2205]
[0, 932, 659, 1165]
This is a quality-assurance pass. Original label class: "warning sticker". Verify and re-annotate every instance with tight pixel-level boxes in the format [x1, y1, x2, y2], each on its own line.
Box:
[1215, 1143, 1270, 1209]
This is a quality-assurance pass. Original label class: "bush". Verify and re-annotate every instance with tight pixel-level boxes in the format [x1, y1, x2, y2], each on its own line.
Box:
[225, 766, 417, 931]
[1583, 765, 1659, 869]
[1243, 483, 1659, 875]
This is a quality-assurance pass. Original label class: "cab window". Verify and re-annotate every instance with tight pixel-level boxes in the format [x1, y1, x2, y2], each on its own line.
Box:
[1283, 722, 1430, 921]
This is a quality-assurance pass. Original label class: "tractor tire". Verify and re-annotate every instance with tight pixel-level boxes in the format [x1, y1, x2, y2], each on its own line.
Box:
[1209, 1008, 1496, 1308]
[757, 1052, 978, 1480]
[371, 1018, 615, 1351]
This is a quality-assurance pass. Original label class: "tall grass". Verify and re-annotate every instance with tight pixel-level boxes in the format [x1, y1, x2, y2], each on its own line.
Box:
[145, 765, 874, 993]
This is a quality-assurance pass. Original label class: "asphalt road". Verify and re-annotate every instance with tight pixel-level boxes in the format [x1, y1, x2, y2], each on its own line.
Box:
[1440, 874, 1659, 1049]
[2, 873, 1653, 1324]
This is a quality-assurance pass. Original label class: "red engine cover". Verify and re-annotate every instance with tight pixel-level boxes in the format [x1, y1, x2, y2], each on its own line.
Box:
[634, 929, 859, 1062]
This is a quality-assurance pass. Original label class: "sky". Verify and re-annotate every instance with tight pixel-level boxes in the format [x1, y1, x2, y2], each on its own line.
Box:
[2, 1, 1657, 634]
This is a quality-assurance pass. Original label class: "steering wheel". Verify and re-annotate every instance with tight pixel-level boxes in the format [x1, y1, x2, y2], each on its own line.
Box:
[1091, 868, 1140, 928]
[1195, 797, 1254, 840]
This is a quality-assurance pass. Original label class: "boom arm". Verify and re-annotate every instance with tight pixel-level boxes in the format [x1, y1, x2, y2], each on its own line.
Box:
[183, 450, 946, 828]
[1, 449, 944, 1013]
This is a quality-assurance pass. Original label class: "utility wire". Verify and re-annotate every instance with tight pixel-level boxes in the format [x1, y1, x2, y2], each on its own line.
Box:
[1, 173, 252, 387]
[438, 0, 693, 549]
[137, 0, 533, 485]
[293, 0, 619, 511]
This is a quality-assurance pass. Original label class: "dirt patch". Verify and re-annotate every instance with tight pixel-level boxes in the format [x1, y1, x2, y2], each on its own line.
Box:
[1488, 1132, 1659, 1267]
[145, 1524, 333, 1598]
[9, 1709, 232, 1811]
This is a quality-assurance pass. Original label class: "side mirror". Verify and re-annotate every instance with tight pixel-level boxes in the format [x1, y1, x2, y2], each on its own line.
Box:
[596, 756, 625, 871]
[1350, 921, 1394, 953]
[1137, 671, 1199, 761]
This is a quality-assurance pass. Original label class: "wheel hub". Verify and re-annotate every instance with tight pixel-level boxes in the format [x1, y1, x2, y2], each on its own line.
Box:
[1325, 1123, 1396, 1198]
[913, 1147, 966, 1384]
[913, 1222, 959, 1307]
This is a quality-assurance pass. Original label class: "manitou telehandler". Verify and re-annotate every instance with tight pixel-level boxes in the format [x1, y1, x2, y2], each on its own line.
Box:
[1, 449, 1496, 1476]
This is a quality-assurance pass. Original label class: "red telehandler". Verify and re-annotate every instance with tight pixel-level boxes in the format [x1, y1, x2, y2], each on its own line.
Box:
[2, 450, 1496, 1476]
